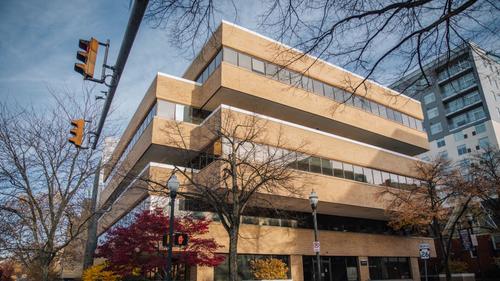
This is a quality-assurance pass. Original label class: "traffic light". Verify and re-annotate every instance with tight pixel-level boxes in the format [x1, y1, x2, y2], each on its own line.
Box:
[173, 233, 189, 246]
[69, 119, 85, 148]
[74, 38, 99, 79]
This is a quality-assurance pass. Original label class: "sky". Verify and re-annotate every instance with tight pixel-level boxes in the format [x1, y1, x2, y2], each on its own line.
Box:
[0, 0, 263, 128]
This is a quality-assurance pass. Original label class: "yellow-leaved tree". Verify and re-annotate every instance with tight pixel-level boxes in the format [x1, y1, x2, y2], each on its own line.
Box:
[82, 262, 120, 281]
[250, 258, 288, 279]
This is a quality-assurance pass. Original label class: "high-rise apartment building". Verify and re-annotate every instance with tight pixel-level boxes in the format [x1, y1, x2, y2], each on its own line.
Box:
[391, 44, 500, 164]
[96, 21, 434, 281]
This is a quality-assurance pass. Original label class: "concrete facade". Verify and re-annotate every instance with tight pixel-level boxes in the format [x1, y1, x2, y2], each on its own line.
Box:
[96, 21, 435, 281]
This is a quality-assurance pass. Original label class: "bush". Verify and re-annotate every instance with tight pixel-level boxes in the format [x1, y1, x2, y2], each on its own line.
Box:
[448, 260, 469, 273]
[250, 258, 288, 280]
[82, 263, 120, 281]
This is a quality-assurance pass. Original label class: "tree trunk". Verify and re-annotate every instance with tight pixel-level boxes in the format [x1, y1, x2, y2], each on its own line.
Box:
[228, 225, 239, 281]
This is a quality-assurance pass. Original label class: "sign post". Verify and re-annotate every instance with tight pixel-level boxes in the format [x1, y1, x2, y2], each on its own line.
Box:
[419, 243, 430, 281]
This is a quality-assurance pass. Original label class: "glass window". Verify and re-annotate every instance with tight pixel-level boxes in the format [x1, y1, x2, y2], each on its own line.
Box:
[373, 170, 383, 186]
[223, 47, 238, 65]
[297, 155, 310, 171]
[423, 92, 436, 104]
[436, 138, 446, 148]
[334, 88, 346, 103]
[427, 107, 439, 119]
[378, 105, 387, 119]
[354, 166, 366, 182]
[289, 71, 302, 87]
[370, 101, 380, 115]
[175, 104, 185, 121]
[156, 100, 176, 120]
[333, 161, 344, 178]
[393, 111, 403, 123]
[312, 80, 324, 95]
[343, 163, 354, 180]
[386, 108, 395, 121]
[278, 69, 291, 84]
[251, 58, 265, 74]
[390, 174, 399, 188]
[457, 144, 467, 155]
[402, 114, 410, 127]
[475, 123, 486, 134]
[309, 157, 322, 174]
[323, 84, 334, 99]
[454, 131, 465, 141]
[368, 257, 412, 280]
[416, 119, 424, 131]
[353, 96, 363, 109]
[381, 172, 391, 186]
[363, 168, 374, 184]
[215, 254, 291, 281]
[214, 50, 222, 68]
[430, 123, 443, 135]
[479, 137, 490, 149]
[265, 62, 278, 78]
[301, 76, 314, 92]
[321, 159, 333, 176]
[361, 99, 371, 112]
[238, 52, 252, 70]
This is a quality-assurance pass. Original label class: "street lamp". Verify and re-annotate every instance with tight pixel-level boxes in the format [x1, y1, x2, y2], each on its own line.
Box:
[166, 174, 179, 281]
[309, 190, 321, 281]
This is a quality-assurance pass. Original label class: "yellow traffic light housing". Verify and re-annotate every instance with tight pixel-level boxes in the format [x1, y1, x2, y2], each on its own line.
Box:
[74, 38, 99, 79]
[69, 119, 85, 148]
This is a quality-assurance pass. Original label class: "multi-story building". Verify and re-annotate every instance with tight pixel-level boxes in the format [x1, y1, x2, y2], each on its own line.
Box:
[96, 21, 435, 281]
[391, 43, 500, 165]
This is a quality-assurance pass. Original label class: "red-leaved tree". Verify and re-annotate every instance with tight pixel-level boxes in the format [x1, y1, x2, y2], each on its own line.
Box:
[95, 209, 224, 278]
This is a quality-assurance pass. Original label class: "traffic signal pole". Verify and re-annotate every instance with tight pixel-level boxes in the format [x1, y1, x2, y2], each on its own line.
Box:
[91, 0, 149, 149]
[81, 0, 150, 270]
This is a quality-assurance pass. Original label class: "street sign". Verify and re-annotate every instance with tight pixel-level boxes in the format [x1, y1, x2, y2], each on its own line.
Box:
[470, 234, 478, 247]
[419, 243, 430, 260]
[313, 241, 320, 253]
[459, 229, 472, 251]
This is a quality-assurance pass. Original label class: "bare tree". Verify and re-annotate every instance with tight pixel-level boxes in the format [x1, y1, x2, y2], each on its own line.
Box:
[145, 0, 498, 97]
[378, 157, 485, 281]
[261, 0, 499, 94]
[0, 90, 107, 281]
[117, 107, 308, 280]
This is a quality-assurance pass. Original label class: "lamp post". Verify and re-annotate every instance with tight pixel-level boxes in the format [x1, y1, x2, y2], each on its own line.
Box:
[166, 174, 179, 281]
[466, 214, 482, 281]
[309, 190, 321, 281]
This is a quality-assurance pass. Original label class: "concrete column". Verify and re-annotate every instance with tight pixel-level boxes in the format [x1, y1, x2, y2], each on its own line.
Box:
[410, 257, 421, 281]
[191, 265, 214, 281]
[290, 255, 304, 281]
[358, 256, 370, 281]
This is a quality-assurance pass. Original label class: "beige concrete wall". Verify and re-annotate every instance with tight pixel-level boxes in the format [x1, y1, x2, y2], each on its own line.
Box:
[218, 63, 428, 151]
[183, 22, 423, 119]
[207, 223, 436, 258]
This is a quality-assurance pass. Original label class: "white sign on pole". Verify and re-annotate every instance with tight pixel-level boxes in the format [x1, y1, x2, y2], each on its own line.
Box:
[313, 241, 320, 253]
[470, 234, 478, 247]
[419, 243, 430, 260]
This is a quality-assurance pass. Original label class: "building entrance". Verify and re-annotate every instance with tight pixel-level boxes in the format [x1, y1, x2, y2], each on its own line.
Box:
[303, 256, 359, 281]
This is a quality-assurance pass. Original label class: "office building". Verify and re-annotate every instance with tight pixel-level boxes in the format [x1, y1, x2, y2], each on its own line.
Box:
[96, 21, 434, 281]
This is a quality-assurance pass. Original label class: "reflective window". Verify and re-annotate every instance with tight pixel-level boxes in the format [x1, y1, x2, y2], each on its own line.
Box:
[309, 157, 322, 173]
[475, 123, 486, 134]
[312, 80, 324, 95]
[223, 48, 238, 65]
[321, 159, 333, 176]
[343, 163, 354, 180]
[363, 168, 374, 184]
[369, 257, 412, 280]
[333, 161, 344, 178]
[238, 52, 252, 70]
[354, 166, 366, 182]
[251, 58, 265, 74]
[423, 92, 436, 104]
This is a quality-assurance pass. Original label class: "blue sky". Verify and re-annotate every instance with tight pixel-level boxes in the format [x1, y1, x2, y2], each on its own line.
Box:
[0, 0, 263, 126]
